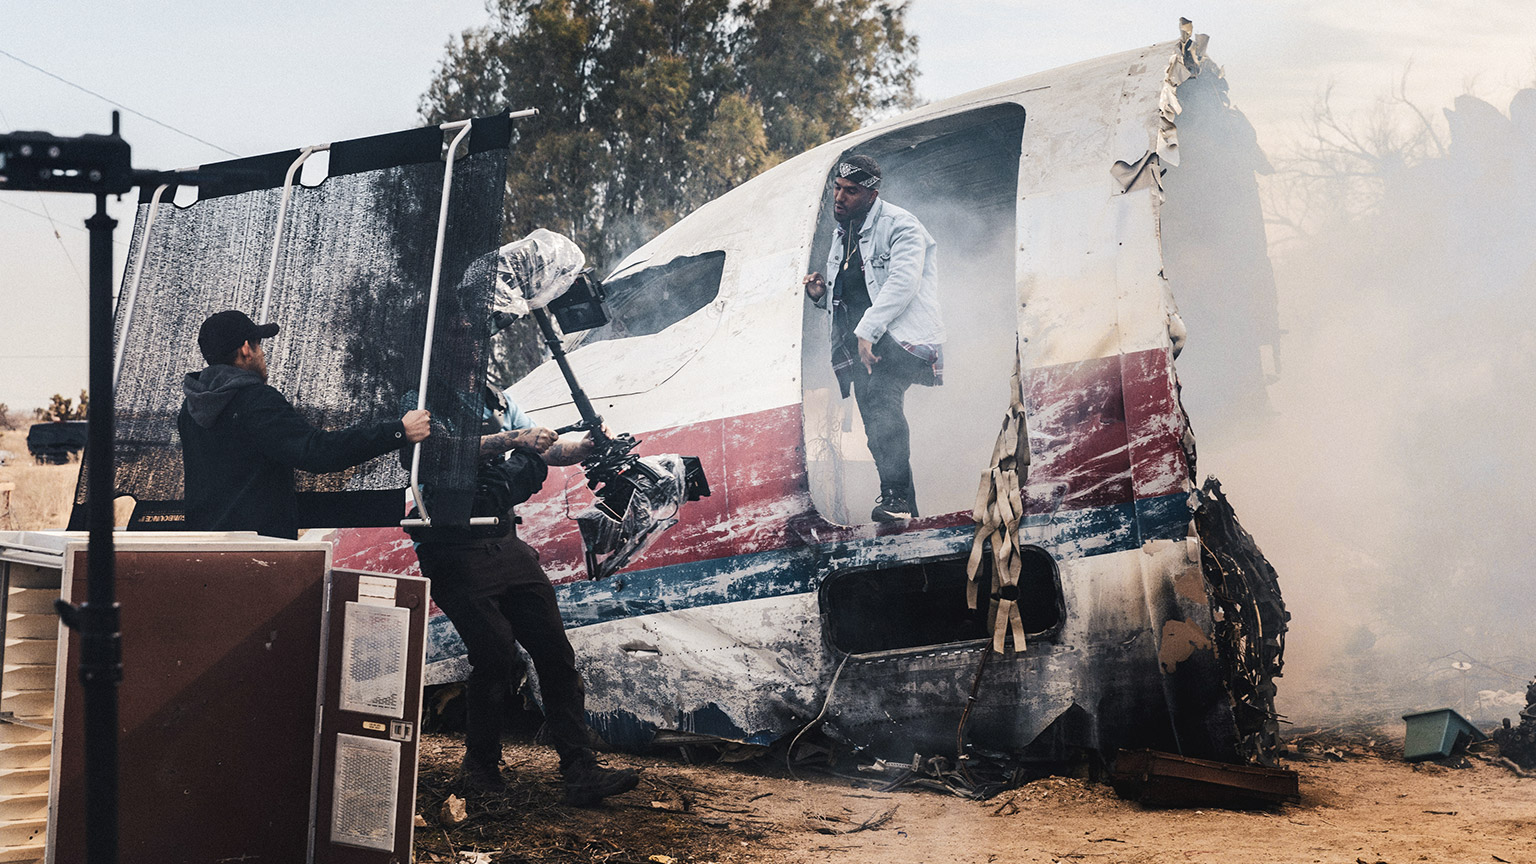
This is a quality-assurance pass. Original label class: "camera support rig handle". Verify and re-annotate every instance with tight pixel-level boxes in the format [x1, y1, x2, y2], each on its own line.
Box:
[530, 307, 607, 443]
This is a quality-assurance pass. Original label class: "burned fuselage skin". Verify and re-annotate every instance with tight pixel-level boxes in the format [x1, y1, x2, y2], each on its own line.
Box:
[335, 29, 1284, 765]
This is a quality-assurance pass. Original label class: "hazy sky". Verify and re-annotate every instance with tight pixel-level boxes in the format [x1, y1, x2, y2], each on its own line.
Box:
[2, 1, 1533, 409]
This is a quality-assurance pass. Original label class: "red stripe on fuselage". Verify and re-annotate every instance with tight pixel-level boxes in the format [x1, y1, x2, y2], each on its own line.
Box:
[333, 347, 1188, 581]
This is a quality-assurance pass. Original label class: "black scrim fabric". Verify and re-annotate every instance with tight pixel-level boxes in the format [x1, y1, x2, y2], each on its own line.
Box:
[90, 124, 509, 531]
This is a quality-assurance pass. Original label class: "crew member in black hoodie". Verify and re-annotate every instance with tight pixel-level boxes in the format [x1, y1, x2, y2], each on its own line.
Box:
[179, 310, 432, 539]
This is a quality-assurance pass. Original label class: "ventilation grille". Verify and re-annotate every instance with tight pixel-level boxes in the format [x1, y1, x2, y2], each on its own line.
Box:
[329, 733, 400, 851]
[338, 602, 409, 718]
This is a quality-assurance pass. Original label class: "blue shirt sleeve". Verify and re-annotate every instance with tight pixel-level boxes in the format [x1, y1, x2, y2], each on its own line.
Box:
[501, 387, 535, 432]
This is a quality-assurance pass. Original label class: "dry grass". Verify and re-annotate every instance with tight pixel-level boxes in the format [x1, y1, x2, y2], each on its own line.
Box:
[0, 428, 148, 530]
[0, 429, 80, 530]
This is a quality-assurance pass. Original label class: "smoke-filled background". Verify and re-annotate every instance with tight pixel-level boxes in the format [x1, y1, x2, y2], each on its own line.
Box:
[1197, 84, 1536, 727]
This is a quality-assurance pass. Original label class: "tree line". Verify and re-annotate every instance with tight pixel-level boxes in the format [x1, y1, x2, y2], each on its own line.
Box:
[420, 0, 919, 270]
[420, 0, 917, 383]
[0, 391, 88, 430]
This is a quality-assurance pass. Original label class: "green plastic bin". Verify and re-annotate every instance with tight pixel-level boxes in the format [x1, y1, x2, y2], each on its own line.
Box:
[1402, 708, 1487, 762]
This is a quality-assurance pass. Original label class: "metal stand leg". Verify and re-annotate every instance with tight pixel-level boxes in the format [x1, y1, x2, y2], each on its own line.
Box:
[55, 191, 124, 864]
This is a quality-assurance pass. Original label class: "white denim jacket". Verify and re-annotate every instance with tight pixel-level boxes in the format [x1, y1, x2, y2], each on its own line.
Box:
[818, 197, 945, 346]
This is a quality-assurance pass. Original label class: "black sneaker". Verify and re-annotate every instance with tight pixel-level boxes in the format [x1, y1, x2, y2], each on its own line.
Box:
[871, 493, 914, 522]
[561, 758, 640, 807]
[460, 753, 507, 794]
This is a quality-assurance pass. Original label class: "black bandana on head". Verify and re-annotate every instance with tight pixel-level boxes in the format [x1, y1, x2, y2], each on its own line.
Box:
[836, 162, 880, 189]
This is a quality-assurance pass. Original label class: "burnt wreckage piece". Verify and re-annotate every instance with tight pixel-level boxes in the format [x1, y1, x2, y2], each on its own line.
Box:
[1195, 477, 1289, 766]
[1492, 679, 1536, 769]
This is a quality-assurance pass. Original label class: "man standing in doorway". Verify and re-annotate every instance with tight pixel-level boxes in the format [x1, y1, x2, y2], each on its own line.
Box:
[179, 309, 432, 539]
[803, 155, 944, 522]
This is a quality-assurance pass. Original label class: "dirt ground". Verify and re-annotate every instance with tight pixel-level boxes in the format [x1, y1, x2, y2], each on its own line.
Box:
[413, 728, 1536, 864]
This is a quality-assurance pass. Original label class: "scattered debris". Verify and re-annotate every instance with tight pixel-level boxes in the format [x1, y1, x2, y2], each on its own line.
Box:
[1491, 678, 1536, 770]
[414, 814, 429, 827]
[1482, 756, 1536, 778]
[1283, 723, 1399, 760]
[853, 752, 1042, 800]
[1196, 478, 1291, 764]
[803, 806, 897, 835]
[1110, 749, 1300, 808]
[1005, 776, 1112, 806]
[440, 794, 468, 827]
[647, 856, 678, 864]
[647, 780, 693, 812]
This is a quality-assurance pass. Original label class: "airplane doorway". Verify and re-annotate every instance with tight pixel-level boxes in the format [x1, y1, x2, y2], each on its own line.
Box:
[801, 103, 1026, 525]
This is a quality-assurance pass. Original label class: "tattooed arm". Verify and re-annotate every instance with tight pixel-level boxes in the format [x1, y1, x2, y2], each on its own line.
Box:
[480, 426, 556, 458]
[542, 434, 597, 467]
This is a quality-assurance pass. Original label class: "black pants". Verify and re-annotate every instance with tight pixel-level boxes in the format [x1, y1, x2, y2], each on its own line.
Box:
[414, 533, 591, 770]
[849, 337, 929, 504]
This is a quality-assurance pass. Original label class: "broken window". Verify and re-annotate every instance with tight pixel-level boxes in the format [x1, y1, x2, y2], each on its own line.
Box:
[569, 251, 725, 349]
[822, 544, 1062, 655]
[801, 103, 1025, 525]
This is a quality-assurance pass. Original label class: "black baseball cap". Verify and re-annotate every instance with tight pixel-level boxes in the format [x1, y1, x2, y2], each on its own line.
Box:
[198, 310, 279, 364]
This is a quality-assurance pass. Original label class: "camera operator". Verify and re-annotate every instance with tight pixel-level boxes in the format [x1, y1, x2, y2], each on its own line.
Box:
[407, 385, 639, 806]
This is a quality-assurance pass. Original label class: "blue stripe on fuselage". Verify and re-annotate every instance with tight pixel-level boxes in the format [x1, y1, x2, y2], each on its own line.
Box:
[423, 491, 1190, 662]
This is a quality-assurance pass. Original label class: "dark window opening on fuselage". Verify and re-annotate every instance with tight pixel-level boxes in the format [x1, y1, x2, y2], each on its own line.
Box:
[822, 544, 1062, 655]
[569, 251, 725, 349]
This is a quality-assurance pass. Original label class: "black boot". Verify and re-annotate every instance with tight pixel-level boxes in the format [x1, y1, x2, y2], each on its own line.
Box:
[871, 488, 914, 522]
[560, 752, 640, 806]
[462, 677, 509, 793]
[460, 751, 507, 794]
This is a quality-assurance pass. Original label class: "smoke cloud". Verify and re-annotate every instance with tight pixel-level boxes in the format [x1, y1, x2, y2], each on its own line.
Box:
[1198, 85, 1536, 726]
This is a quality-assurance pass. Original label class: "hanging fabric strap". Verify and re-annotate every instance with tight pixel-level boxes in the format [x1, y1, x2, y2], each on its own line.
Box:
[967, 352, 1031, 653]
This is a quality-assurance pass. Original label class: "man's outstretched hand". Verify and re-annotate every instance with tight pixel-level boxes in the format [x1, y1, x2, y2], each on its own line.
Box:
[402, 409, 432, 443]
[803, 272, 827, 300]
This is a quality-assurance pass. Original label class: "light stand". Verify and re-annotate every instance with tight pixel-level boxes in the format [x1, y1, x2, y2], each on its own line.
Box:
[0, 111, 204, 864]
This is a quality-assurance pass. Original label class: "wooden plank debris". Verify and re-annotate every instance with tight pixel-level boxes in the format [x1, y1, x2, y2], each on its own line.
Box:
[1110, 749, 1299, 808]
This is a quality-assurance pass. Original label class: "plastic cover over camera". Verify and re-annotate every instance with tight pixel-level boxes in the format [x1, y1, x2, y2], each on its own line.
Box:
[493, 228, 585, 320]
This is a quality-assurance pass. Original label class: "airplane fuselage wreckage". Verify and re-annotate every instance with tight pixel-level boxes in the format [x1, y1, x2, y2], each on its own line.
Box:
[104, 25, 1287, 781]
